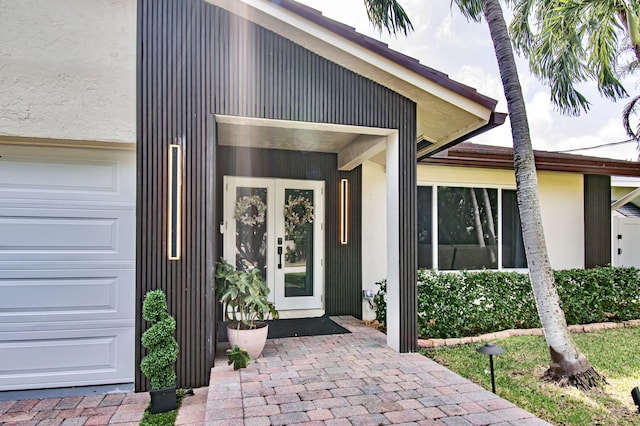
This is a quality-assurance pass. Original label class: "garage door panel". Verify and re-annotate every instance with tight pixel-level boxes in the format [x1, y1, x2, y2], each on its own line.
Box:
[0, 208, 134, 261]
[0, 146, 135, 203]
[0, 145, 135, 390]
[0, 327, 134, 391]
[0, 269, 134, 323]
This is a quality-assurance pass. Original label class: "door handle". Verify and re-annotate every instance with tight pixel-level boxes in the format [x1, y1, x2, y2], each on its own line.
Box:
[277, 237, 283, 269]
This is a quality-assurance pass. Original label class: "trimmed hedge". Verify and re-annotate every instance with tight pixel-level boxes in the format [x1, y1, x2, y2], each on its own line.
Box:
[374, 266, 640, 339]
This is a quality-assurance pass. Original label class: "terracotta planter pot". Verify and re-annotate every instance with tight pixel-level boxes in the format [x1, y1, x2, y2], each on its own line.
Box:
[227, 322, 269, 359]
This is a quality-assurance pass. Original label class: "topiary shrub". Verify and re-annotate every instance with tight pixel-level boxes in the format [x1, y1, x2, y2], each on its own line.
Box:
[140, 290, 179, 390]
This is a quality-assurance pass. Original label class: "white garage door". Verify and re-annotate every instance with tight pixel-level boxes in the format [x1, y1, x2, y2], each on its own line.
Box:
[614, 217, 640, 268]
[0, 144, 135, 391]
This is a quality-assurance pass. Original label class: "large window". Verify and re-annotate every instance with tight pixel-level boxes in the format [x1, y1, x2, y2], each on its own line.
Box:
[418, 185, 527, 270]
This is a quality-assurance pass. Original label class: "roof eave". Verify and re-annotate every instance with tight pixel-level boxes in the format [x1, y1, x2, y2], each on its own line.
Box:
[420, 142, 640, 177]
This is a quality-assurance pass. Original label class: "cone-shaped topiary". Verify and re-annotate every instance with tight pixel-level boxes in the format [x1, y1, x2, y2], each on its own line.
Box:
[140, 290, 178, 390]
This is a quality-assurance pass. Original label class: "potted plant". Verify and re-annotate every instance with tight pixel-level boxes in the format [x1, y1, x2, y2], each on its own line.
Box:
[140, 289, 179, 413]
[215, 258, 278, 367]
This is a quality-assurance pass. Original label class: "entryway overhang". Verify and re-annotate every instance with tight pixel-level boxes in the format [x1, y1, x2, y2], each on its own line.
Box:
[216, 115, 395, 171]
[206, 0, 501, 156]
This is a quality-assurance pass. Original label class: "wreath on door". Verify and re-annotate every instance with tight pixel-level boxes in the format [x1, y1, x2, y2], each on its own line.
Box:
[284, 195, 314, 234]
[234, 195, 267, 226]
[284, 195, 314, 264]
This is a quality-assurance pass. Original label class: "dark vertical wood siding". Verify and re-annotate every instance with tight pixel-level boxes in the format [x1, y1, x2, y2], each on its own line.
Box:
[138, 0, 417, 390]
[584, 174, 612, 268]
[137, 0, 215, 391]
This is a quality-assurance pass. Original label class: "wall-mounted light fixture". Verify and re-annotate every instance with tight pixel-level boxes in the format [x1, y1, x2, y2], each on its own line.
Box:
[168, 144, 182, 260]
[340, 178, 349, 244]
[363, 289, 375, 310]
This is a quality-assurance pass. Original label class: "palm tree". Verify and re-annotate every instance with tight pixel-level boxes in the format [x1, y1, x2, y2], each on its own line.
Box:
[363, 0, 603, 389]
[623, 95, 640, 152]
[510, 0, 640, 150]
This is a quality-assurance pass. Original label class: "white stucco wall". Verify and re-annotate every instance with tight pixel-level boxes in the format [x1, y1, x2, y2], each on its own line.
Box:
[361, 160, 387, 321]
[0, 0, 136, 143]
[537, 172, 584, 269]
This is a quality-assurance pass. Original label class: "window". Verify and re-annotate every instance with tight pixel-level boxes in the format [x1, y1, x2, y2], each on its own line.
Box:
[417, 185, 527, 270]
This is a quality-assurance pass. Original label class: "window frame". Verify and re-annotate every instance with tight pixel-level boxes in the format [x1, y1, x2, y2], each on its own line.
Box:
[418, 182, 527, 271]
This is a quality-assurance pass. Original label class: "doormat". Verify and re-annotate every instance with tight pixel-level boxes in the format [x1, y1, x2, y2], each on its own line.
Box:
[218, 316, 351, 342]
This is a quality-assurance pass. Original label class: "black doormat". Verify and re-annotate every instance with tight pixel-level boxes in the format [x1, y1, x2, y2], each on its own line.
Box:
[218, 316, 350, 342]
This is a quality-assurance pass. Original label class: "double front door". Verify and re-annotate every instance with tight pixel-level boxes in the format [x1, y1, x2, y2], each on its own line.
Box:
[223, 177, 324, 313]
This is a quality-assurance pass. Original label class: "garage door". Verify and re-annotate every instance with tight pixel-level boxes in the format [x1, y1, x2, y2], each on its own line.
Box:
[0, 144, 135, 391]
[614, 217, 640, 268]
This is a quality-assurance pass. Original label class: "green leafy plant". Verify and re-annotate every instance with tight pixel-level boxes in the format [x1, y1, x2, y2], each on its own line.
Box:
[226, 344, 251, 370]
[215, 258, 279, 330]
[373, 279, 387, 326]
[374, 266, 640, 339]
[139, 389, 185, 426]
[140, 290, 179, 389]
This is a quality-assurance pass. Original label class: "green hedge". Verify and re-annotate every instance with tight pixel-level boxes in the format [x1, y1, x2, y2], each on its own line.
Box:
[374, 266, 640, 339]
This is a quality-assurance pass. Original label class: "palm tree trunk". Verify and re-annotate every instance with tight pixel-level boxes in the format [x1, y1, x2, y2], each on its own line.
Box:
[481, 188, 497, 264]
[469, 188, 487, 248]
[482, 0, 603, 389]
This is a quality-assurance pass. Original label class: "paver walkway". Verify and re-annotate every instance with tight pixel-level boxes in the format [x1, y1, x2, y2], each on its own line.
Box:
[205, 316, 549, 425]
[2, 316, 549, 425]
[0, 387, 209, 426]
[0, 391, 149, 425]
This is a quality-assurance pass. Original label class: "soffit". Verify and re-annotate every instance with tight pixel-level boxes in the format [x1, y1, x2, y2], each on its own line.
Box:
[205, 0, 497, 153]
[216, 115, 393, 170]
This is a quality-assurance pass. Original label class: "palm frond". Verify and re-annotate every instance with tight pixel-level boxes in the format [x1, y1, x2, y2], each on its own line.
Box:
[453, 0, 484, 23]
[510, 0, 536, 54]
[622, 95, 640, 140]
[363, 0, 414, 35]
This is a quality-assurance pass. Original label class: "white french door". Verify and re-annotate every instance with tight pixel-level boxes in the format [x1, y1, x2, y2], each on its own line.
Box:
[223, 177, 324, 312]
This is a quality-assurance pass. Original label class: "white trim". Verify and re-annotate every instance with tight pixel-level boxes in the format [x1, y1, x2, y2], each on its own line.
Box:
[419, 183, 524, 271]
[385, 133, 400, 352]
[215, 115, 396, 136]
[0, 137, 135, 151]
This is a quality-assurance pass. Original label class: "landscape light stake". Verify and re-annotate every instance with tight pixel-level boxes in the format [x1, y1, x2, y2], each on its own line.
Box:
[631, 387, 640, 413]
[476, 342, 506, 394]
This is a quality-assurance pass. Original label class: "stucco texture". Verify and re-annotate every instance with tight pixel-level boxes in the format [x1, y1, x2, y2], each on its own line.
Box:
[0, 0, 136, 143]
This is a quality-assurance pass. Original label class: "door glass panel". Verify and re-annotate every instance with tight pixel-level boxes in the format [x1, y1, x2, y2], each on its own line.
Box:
[234, 187, 267, 280]
[283, 189, 314, 297]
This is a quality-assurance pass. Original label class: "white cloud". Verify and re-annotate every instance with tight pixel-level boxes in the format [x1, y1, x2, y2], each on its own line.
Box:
[472, 117, 513, 147]
[451, 65, 505, 106]
[435, 15, 458, 45]
[555, 119, 637, 160]
[526, 92, 554, 146]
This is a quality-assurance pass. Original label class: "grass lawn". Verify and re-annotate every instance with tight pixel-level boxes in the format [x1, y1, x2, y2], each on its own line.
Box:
[422, 327, 640, 425]
[139, 389, 184, 426]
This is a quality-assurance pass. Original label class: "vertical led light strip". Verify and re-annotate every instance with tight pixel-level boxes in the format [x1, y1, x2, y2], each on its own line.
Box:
[340, 178, 349, 245]
[168, 144, 182, 260]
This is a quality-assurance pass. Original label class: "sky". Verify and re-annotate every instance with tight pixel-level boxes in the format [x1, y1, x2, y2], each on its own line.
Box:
[298, 0, 640, 161]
